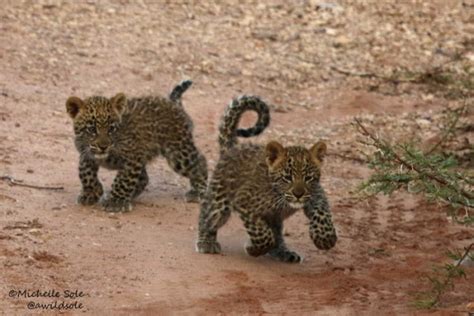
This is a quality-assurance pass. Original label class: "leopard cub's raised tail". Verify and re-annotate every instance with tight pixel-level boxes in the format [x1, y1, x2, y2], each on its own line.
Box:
[218, 95, 270, 153]
[169, 79, 193, 103]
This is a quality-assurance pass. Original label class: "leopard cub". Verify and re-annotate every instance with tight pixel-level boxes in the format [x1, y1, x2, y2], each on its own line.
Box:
[196, 96, 337, 263]
[66, 80, 207, 212]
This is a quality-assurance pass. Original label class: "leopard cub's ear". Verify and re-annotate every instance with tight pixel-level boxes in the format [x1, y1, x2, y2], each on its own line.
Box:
[66, 96, 84, 119]
[111, 93, 127, 117]
[310, 141, 327, 164]
[265, 141, 286, 171]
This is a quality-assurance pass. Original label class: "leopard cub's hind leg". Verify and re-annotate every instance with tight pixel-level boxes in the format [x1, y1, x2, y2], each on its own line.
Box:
[164, 140, 208, 203]
[132, 167, 149, 199]
[241, 215, 276, 257]
[196, 188, 231, 253]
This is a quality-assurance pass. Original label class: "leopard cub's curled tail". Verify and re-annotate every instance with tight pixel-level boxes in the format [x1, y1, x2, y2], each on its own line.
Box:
[169, 79, 193, 103]
[218, 95, 270, 153]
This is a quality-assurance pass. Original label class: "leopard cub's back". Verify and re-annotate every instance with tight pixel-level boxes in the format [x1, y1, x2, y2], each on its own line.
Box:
[124, 96, 194, 146]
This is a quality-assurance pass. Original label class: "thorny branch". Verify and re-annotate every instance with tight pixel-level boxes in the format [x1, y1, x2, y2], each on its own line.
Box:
[353, 118, 474, 202]
[432, 243, 474, 307]
[425, 101, 468, 155]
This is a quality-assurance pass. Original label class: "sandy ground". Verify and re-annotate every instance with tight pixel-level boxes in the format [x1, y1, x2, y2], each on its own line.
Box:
[1, 1, 473, 315]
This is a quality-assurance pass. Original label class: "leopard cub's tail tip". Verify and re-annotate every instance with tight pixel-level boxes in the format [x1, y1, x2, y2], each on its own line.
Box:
[218, 94, 271, 152]
[169, 79, 193, 102]
[234, 95, 270, 138]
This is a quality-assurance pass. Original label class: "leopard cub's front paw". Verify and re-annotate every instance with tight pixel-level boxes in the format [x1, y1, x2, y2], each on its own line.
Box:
[245, 242, 273, 257]
[312, 233, 337, 250]
[268, 248, 302, 263]
[185, 189, 200, 203]
[99, 194, 132, 213]
[196, 240, 221, 254]
[77, 190, 102, 205]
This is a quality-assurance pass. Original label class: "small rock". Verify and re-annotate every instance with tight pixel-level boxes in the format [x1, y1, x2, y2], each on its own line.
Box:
[325, 28, 337, 36]
[467, 302, 474, 312]
[334, 35, 351, 48]
[465, 52, 474, 62]
[143, 73, 153, 81]
[29, 228, 41, 236]
[415, 118, 431, 127]
[242, 69, 252, 76]
[314, 2, 341, 10]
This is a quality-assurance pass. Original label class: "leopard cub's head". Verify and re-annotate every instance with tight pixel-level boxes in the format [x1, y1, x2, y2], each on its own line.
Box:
[66, 93, 127, 159]
[265, 140, 327, 208]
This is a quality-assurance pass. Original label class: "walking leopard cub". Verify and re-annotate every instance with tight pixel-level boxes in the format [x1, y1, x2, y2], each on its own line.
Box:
[196, 96, 337, 263]
[66, 80, 207, 212]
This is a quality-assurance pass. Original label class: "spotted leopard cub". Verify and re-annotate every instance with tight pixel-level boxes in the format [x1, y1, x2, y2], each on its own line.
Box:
[66, 80, 207, 212]
[196, 96, 337, 263]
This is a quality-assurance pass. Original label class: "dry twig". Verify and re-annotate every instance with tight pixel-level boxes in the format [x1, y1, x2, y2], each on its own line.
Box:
[330, 66, 416, 83]
[0, 175, 64, 191]
[327, 152, 367, 163]
[330, 66, 381, 79]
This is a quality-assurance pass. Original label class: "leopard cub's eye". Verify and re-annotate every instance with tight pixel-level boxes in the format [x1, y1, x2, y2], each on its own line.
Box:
[108, 124, 118, 134]
[304, 175, 314, 182]
[87, 125, 97, 134]
[283, 174, 293, 182]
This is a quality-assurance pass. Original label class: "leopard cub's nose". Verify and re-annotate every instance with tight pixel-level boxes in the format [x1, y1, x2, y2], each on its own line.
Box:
[292, 187, 305, 199]
[98, 144, 108, 151]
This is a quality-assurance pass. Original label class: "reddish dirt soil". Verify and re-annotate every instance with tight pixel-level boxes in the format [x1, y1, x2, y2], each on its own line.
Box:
[1, 1, 473, 315]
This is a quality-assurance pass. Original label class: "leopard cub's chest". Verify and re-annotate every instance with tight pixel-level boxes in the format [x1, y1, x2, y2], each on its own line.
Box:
[97, 154, 125, 170]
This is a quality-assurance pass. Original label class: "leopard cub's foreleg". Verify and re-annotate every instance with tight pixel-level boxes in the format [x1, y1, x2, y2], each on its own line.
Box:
[100, 160, 146, 212]
[77, 155, 103, 205]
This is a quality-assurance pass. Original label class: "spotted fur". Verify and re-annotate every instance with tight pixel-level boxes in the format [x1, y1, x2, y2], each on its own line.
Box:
[169, 79, 193, 104]
[66, 81, 207, 212]
[218, 95, 270, 153]
[196, 96, 336, 263]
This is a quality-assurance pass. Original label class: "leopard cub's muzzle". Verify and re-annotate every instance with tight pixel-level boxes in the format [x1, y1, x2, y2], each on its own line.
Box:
[90, 134, 112, 159]
[287, 182, 309, 209]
